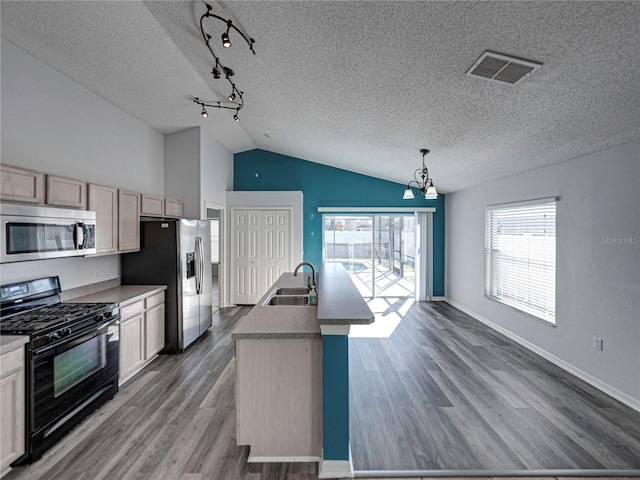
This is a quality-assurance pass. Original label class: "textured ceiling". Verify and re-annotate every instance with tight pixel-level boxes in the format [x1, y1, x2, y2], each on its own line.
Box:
[1, 1, 639, 193]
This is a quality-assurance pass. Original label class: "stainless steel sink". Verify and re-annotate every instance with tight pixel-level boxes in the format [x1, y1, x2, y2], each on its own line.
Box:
[274, 287, 309, 296]
[265, 295, 310, 306]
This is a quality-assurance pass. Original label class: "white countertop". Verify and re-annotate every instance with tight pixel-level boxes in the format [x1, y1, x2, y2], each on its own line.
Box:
[66, 285, 166, 306]
[232, 263, 374, 340]
[0, 335, 29, 355]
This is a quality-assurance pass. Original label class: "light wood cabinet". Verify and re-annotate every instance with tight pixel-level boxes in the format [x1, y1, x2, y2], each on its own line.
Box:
[140, 193, 164, 216]
[118, 190, 140, 253]
[0, 347, 26, 470]
[87, 183, 118, 255]
[140, 193, 183, 218]
[46, 175, 86, 209]
[118, 291, 165, 383]
[235, 338, 322, 459]
[164, 197, 183, 218]
[145, 303, 165, 358]
[119, 310, 145, 381]
[0, 164, 44, 204]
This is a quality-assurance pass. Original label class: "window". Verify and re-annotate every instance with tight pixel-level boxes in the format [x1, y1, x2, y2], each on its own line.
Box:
[485, 198, 556, 324]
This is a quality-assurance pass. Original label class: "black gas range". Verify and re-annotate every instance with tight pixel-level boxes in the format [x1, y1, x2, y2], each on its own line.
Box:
[0, 277, 120, 465]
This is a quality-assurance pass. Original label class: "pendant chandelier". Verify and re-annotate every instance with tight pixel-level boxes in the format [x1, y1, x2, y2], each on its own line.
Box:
[403, 149, 438, 200]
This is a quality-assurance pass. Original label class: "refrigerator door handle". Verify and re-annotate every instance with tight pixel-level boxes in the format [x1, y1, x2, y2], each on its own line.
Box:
[195, 236, 202, 294]
[198, 235, 205, 296]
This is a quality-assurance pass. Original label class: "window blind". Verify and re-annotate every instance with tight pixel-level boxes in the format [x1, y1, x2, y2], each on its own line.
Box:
[485, 199, 556, 323]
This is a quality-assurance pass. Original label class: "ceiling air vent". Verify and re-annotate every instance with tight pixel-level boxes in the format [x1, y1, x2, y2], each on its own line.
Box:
[466, 51, 542, 85]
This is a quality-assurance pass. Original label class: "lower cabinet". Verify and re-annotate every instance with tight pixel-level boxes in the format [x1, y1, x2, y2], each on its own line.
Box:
[235, 337, 322, 459]
[0, 347, 25, 471]
[119, 291, 165, 383]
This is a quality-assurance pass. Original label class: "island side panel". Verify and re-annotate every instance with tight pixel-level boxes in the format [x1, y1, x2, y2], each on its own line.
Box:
[236, 338, 323, 459]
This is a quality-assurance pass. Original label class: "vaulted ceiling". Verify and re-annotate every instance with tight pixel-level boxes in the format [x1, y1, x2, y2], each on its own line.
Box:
[2, 1, 638, 193]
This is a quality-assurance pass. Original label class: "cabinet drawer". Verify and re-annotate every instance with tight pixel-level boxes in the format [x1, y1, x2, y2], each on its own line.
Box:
[120, 300, 144, 319]
[0, 348, 23, 376]
[46, 175, 87, 208]
[145, 291, 165, 309]
[140, 194, 164, 216]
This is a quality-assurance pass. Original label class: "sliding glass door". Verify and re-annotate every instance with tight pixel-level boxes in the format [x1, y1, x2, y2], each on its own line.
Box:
[322, 214, 415, 298]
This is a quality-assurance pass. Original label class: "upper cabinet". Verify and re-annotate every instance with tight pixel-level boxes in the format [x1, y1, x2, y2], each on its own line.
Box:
[88, 183, 119, 255]
[46, 175, 87, 209]
[141, 193, 183, 218]
[140, 193, 164, 217]
[164, 197, 183, 218]
[118, 190, 140, 253]
[0, 164, 44, 204]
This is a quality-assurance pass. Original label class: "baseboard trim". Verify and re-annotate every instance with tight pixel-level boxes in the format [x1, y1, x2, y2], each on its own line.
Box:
[431, 296, 447, 301]
[354, 468, 640, 478]
[446, 299, 640, 413]
[319, 444, 354, 478]
[247, 455, 320, 463]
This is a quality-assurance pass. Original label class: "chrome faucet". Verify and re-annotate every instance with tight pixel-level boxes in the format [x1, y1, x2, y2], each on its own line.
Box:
[293, 262, 316, 289]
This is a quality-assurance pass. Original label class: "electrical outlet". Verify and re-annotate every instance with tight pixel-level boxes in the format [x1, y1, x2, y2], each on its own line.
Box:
[95, 270, 100, 280]
[593, 337, 603, 351]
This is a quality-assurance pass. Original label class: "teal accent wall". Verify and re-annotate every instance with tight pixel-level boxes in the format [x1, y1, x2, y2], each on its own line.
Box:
[234, 149, 445, 296]
[322, 335, 350, 460]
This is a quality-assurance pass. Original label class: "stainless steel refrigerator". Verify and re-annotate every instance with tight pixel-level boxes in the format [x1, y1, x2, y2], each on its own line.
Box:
[121, 219, 212, 353]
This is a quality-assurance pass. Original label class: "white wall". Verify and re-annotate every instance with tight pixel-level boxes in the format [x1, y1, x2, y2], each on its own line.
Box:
[0, 40, 164, 193]
[1, 40, 165, 289]
[446, 141, 640, 409]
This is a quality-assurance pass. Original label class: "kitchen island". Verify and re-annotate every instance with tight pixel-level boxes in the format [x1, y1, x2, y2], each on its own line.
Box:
[232, 263, 373, 475]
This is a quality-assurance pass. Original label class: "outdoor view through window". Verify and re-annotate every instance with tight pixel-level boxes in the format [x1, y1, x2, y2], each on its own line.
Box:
[322, 215, 416, 297]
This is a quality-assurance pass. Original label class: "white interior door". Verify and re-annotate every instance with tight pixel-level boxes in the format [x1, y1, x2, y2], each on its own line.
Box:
[262, 210, 290, 293]
[246, 210, 262, 304]
[232, 210, 248, 305]
[231, 208, 292, 305]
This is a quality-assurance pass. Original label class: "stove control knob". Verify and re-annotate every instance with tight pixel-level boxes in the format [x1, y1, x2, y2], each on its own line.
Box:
[61, 327, 72, 337]
[103, 311, 112, 318]
[96, 313, 105, 323]
[46, 332, 61, 343]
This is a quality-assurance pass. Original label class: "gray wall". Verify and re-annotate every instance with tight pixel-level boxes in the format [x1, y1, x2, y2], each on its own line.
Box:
[164, 127, 233, 219]
[446, 141, 640, 409]
[0, 40, 165, 290]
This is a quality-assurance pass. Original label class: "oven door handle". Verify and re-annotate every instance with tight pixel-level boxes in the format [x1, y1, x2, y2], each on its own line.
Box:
[31, 317, 120, 356]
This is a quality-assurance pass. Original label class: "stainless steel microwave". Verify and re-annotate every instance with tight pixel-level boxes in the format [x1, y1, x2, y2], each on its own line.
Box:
[1, 204, 97, 263]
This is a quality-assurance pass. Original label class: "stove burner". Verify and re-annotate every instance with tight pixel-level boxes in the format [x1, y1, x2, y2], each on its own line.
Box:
[0, 303, 115, 336]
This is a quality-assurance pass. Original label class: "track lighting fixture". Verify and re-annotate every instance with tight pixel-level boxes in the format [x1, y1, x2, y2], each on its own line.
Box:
[191, 3, 256, 122]
[403, 149, 439, 200]
[193, 97, 242, 123]
[222, 28, 231, 48]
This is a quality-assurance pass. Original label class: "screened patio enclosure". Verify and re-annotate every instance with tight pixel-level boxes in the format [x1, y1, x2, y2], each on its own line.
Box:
[322, 214, 416, 297]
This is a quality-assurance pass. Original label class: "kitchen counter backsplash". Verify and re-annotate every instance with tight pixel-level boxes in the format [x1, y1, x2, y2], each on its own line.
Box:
[60, 278, 121, 301]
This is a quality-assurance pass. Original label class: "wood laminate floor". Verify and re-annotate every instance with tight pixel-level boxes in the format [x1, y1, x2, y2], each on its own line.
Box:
[5, 301, 639, 480]
[349, 300, 640, 472]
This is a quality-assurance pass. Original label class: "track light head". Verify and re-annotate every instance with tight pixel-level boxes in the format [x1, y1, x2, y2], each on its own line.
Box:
[228, 92, 236, 102]
[221, 31, 231, 48]
[211, 67, 221, 79]
[234, 112, 240, 122]
[201, 106, 208, 118]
